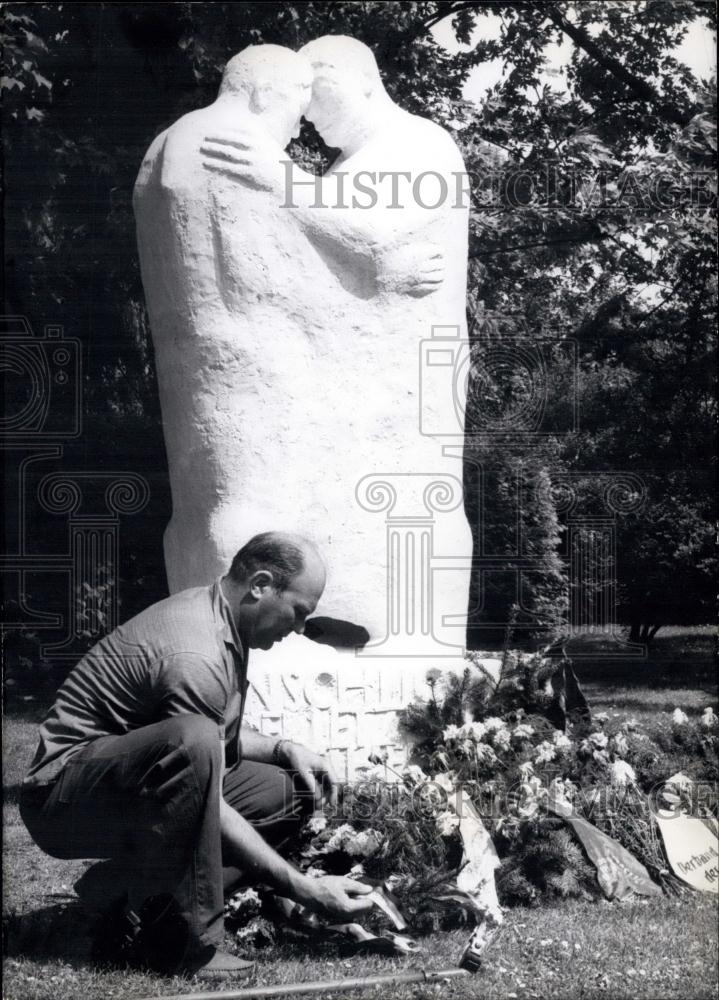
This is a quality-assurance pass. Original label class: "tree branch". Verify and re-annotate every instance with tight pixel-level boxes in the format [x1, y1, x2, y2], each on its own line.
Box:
[470, 229, 607, 257]
[543, 5, 695, 128]
[421, 2, 696, 128]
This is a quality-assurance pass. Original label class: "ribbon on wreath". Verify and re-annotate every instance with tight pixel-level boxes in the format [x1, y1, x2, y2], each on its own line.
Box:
[547, 795, 662, 900]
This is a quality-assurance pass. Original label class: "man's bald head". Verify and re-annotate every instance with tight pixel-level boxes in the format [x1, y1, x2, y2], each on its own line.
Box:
[219, 45, 312, 146]
[228, 531, 325, 593]
[227, 531, 326, 650]
[221, 45, 312, 97]
[299, 36, 382, 95]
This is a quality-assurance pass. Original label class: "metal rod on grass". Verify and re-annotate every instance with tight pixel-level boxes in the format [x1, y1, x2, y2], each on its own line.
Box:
[145, 965, 472, 1000]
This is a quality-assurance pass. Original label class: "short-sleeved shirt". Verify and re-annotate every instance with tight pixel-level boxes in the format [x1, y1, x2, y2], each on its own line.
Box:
[23, 578, 248, 789]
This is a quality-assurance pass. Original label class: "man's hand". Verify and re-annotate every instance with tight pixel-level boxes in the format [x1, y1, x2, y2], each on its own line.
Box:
[280, 742, 338, 811]
[200, 128, 283, 193]
[296, 875, 374, 921]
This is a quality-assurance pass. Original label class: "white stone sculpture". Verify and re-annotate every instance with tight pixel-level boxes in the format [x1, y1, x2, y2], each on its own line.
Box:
[135, 38, 484, 778]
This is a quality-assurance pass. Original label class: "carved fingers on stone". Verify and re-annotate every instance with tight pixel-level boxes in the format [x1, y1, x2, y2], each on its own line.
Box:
[376, 242, 446, 298]
[200, 130, 282, 192]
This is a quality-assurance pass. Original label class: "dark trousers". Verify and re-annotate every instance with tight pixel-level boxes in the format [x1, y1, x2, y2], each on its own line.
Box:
[20, 715, 309, 956]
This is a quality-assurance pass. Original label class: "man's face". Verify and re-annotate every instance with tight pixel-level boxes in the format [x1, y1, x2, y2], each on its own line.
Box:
[250, 562, 325, 650]
[305, 61, 364, 149]
[254, 73, 312, 146]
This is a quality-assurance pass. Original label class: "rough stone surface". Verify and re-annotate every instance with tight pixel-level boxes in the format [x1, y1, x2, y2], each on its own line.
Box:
[134, 39, 475, 772]
[243, 639, 502, 781]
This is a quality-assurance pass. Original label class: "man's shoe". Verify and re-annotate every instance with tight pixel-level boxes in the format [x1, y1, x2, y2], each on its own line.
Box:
[191, 947, 255, 980]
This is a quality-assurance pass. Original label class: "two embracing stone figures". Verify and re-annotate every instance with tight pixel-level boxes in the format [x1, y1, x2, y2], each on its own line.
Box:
[134, 36, 474, 716]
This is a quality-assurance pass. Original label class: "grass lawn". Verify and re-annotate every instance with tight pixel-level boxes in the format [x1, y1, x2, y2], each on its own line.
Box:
[3, 627, 718, 1000]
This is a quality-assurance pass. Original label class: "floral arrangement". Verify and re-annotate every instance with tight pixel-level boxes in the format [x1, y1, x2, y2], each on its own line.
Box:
[227, 657, 718, 945]
[307, 659, 715, 913]
[395, 659, 718, 903]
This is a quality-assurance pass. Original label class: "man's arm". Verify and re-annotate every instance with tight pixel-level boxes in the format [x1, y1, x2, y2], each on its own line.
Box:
[239, 726, 338, 810]
[219, 794, 372, 920]
[237, 726, 279, 764]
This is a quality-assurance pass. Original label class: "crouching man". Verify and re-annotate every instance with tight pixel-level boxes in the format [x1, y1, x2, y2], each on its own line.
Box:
[20, 532, 372, 979]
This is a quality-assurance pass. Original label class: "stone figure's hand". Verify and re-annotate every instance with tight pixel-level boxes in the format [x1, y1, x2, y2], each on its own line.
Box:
[297, 875, 374, 921]
[200, 128, 283, 193]
[377, 242, 446, 297]
[280, 742, 339, 810]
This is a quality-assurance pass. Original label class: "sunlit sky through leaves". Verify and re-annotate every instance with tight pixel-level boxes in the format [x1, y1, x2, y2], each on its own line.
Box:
[431, 13, 717, 104]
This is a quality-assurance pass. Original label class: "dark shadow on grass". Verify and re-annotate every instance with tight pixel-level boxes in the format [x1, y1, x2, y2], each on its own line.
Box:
[3, 783, 24, 805]
[572, 652, 715, 692]
[2, 696, 54, 723]
[582, 691, 712, 714]
[3, 901, 93, 966]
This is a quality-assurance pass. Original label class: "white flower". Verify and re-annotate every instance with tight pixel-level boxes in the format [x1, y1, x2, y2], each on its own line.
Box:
[348, 863, 365, 878]
[401, 764, 428, 786]
[305, 866, 329, 879]
[460, 721, 487, 741]
[474, 743, 498, 764]
[346, 830, 383, 858]
[593, 749, 610, 766]
[325, 823, 355, 850]
[483, 716, 507, 734]
[305, 814, 328, 836]
[580, 732, 608, 754]
[612, 733, 629, 756]
[443, 724, 462, 743]
[517, 777, 546, 818]
[436, 810, 461, 836]
[594, 712, 609, 724]
[552, 731, 572, 750]
[518, 761, 535, 778]
[434, 771, 458, 794]
[548, 777, 575, 810]
[457, 738, 475, 758]
[610, 759, 637, 787]
[534, 741, 556, 765]
[492, 727, 512, 751]
[525, 776, 545, 798]
[513, 724, 535, 742]
[326, 825, 383, 859]
[672, 708, 689, 725]
[225, 887, 261, 919]
[701, 707, 717, 730]
[518, 798, 540, 819]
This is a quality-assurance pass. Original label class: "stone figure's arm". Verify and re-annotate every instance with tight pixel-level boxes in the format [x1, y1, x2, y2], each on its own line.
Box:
[160, 129, 197, 193]
[199, 127, 456, 296]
